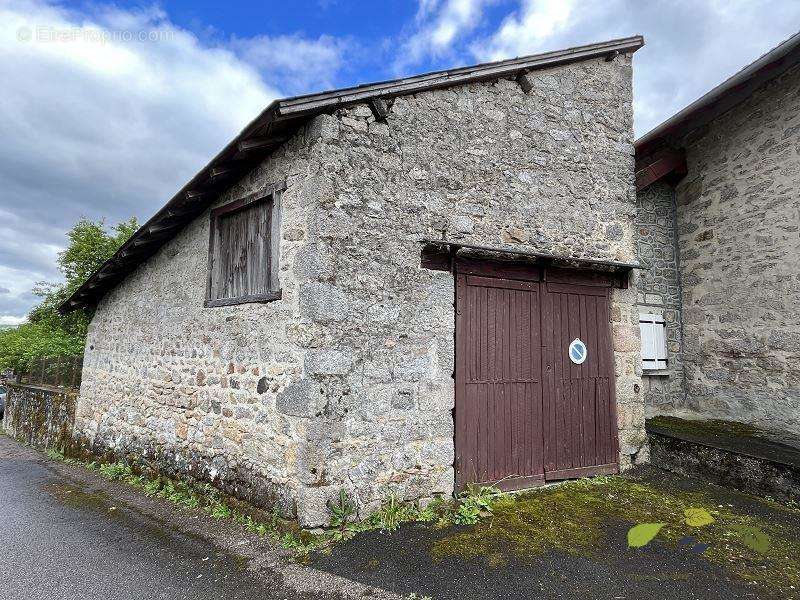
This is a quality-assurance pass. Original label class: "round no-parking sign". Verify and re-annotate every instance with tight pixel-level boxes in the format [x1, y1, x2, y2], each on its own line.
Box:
[568, 338, 587, 365]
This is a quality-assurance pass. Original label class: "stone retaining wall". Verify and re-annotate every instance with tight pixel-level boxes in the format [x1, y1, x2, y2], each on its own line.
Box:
[2, 383, 77, 451]
[649, 431, 800, 502]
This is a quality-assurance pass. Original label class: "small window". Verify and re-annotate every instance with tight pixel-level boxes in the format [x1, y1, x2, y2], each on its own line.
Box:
[639, 313, 668, 371]
[205, 188, 282, 308]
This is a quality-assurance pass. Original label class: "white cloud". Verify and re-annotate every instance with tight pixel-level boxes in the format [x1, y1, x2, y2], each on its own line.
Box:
[396, 0, 490, 71]
[469, 0, 800, 136]
[0, 0, 348, 321]
[473, 0, 574, 61]
[232, 33, 350, 93]
[0, 315, 27, 327]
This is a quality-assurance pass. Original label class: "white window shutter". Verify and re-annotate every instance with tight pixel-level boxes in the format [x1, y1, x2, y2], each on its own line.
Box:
[639, 313, 668, 370]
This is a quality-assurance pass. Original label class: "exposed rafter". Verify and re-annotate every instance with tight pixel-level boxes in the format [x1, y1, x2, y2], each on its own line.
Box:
[635, 148, 687, 191]
[238, 136, 288, 153]
[209, 165, 235, 180]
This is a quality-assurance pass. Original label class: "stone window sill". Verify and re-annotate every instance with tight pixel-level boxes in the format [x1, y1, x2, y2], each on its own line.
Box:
[642, 369, 671, 377]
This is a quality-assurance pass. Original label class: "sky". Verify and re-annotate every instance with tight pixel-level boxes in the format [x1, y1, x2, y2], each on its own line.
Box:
[1, 0, 800, 325]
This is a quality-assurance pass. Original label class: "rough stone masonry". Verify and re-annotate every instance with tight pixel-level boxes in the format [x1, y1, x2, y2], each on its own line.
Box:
[635, 180, 686, 412]
[75, 53, 644, 527]
[636, 60, 800, 437]
[674, 61, 800, 435]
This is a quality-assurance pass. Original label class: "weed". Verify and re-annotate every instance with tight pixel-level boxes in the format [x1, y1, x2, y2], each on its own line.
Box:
[270, 504, 282, 529]
[45, 448, 65, 461]
[98, 461, 133, 481]
[142, 478, 162, 497]
[152, 479, 201, 508]
[414, 503, 439, 523]
[453, 484, 501, 525]
[237, 513, 274, 538]
[280, 531, 325, 556]
[123, 473, 146, 487]
[368, 491, 416, 532]
[328, 489, 357, 529]
[208, 500, 233, 519]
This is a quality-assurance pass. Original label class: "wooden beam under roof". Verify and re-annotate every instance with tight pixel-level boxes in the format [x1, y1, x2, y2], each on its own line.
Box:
[209, 165, 236, 180]
[237, 135, 289, 152]
[167, 202, 204, 218]
[635, 148, 687, 191]
[146, 221, 183, 236]
[185, 189, 212, 200]
[232, 135, 289, 160]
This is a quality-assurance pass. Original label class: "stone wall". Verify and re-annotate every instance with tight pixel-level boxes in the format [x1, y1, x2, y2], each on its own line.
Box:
[635, 181, 686, 412]
[3, 384, 77, 451]
[649, 432, 800, 503]
[77, 121, 321, 517]
[675, 61, 800, 435]
[77, 52, 644, 526]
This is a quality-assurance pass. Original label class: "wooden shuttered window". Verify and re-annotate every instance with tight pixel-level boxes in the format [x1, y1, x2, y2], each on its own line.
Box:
[205, 188, 282, 308]
[639, 313, 668, 370]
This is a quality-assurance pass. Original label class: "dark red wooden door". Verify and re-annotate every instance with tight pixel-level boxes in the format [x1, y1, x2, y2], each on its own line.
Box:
[454, 261, 618, 491]
[540, 282, 619, 480]
[455, 270, 544, 492]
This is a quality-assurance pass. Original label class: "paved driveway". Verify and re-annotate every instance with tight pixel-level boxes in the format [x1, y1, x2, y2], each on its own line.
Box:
[0, 435, 275, 600]
[312, 467, 800, 600]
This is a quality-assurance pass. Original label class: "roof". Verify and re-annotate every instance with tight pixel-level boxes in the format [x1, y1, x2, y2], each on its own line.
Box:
[636, 30, 800, 158]
[61, 35, 644, 313]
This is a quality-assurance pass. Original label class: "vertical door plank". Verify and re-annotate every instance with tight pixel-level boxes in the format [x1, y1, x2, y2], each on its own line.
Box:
[455, 268, 548, 489]
[541, 285, 556, 473]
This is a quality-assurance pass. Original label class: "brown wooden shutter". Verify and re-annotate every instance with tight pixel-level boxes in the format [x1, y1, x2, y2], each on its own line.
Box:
[206, 194, 276, 306]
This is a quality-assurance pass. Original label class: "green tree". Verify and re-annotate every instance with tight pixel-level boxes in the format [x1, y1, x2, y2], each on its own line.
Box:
[0, 217, 138, 376]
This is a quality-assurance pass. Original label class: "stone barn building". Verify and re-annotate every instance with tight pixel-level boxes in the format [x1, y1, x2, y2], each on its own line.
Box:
[634, 31, 800, 437]
[62, 37, 648, 526]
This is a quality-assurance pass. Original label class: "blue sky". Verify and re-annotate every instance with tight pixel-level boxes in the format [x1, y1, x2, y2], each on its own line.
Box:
[1, 0, 800, 323]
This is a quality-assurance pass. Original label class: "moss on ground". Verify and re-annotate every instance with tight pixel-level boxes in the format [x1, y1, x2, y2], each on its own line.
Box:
[432, 476, 800, 598]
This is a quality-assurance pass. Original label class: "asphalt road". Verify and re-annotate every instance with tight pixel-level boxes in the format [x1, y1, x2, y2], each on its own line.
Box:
[0, 434, 275, 600]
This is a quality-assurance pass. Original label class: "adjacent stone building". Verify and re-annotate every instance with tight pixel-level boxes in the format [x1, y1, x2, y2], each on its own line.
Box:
[635, 32, 800, 436]
[62, 37, 647, 526]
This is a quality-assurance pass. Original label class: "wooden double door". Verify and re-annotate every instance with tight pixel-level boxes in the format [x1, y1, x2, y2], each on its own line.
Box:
[454, 259, 619, 491]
